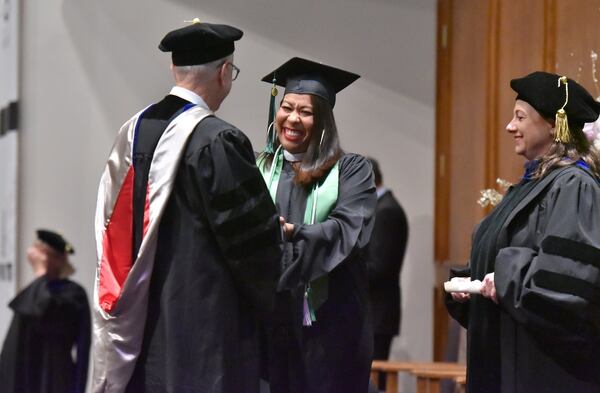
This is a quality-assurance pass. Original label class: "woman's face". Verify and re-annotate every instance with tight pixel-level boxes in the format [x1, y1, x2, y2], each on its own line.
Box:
[27, 241, 48, 264]
[506, 99, 554, 160]
[27, 241, 63, 270]
[275, 93, 315, 154]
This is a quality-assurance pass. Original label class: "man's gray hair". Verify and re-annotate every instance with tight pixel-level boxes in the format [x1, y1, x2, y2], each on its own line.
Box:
[173, 54, 233, 83]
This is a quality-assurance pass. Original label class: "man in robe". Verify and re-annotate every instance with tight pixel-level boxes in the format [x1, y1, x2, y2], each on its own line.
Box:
[92, 20, 282, 393]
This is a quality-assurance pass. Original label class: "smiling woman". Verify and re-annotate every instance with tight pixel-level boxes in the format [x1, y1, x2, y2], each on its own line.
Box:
[276, 93, 315, 154]
[446, 71, 600, 393]
[256, 57, 377, 393]
[506, 99, 554, 160]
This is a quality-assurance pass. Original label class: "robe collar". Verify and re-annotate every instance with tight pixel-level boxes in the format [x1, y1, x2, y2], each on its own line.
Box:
[170, 86, 209, 110]
[376, 186, 389, 199]
[522, 160, 540, 182]
[522, 158, 591, 182]
[283, 150, 305, 162]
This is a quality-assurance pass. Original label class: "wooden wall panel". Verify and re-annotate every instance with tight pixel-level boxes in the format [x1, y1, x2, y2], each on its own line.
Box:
[435, 0, 452, 263]
[446, 0, 488, 265]
[496, 0, 547, 184]
[555, 0, 600, 96]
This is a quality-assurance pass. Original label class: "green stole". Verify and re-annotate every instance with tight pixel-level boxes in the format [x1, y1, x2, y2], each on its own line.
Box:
[257, 147, 339, 324]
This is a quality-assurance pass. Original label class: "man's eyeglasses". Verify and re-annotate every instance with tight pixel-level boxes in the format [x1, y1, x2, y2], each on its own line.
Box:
[221, 62, 240, 81]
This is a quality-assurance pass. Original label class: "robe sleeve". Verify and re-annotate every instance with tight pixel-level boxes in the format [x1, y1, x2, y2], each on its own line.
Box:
[192, 128, 283, 315]
[279, 154, 377, 289]
[494, 171, 600, 342]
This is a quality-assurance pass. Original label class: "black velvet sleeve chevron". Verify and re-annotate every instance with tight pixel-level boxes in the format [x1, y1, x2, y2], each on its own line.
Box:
[193, 127, 283, 316]
[495, 170, 600, 342]
[541, 235, 600, 269]
[495, 238, 600, 341]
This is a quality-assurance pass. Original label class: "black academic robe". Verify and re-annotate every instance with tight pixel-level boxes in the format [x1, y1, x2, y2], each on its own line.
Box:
[267, 154, 377, 393]
[0, 276, 91, 393]
[125, 94, 282, 393]
[366, 190, 408, 358]
[446, 165, 600, 393]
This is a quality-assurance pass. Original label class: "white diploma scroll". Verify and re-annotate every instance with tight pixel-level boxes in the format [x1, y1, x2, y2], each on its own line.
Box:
[443, 278, 482, 294]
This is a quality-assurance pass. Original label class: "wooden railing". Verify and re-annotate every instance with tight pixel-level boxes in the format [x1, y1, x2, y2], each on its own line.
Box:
[370, 360, 466, 393]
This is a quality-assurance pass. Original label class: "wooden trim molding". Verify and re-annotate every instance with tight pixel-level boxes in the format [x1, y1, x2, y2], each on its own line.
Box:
[484, 0, 501, 189]
[434, 0, 453, 263]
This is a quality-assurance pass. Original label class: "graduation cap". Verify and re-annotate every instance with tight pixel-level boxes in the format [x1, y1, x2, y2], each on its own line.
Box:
[37, 229, 75, 255]
[260, 57, 359, 153]
[159, 18, 243, 66]
[261, 57, 360, 109]
[510, 71, 600, 143]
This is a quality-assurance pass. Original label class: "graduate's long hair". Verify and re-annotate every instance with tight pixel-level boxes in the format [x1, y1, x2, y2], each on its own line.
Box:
[260, 94, 343, 187]
[533, 120, 600, 179]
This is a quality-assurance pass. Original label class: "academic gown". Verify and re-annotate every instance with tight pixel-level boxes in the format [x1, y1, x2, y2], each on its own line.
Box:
[446, 165, 600, 393]
[125, 94, 282, 393]
[0, 276, 91, 393]
[266, 153, 377, 393]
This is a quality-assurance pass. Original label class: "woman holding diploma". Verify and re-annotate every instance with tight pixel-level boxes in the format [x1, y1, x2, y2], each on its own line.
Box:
[446, 71, 600, 393]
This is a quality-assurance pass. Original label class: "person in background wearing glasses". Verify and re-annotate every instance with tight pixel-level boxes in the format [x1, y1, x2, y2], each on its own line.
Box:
[92, 20, 282, 393]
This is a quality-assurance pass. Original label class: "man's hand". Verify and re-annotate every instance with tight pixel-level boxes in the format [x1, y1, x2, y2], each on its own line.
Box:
[280, 216, 294, 241]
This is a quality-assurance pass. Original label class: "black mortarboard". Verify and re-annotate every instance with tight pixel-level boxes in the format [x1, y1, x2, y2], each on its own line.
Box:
[37, 229, 75, 255]
[510, 71, 600, 135]
[261, 57, 360, 108]
[159, 19, 243, 66]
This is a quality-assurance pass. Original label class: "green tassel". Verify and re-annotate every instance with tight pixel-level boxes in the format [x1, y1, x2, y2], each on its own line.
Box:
[265, 79, 278, 154]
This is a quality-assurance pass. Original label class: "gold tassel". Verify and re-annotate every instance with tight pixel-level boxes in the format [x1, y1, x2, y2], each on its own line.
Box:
[554, 108, 571, 143]
[554, 76, 571, 143]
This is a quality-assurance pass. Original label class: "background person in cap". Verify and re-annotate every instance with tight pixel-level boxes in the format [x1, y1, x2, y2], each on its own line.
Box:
[92, 20, 282, 393]
[0, 230, 91, 393]
[257, 57, 377, 393]
[446, 71, 600, 393]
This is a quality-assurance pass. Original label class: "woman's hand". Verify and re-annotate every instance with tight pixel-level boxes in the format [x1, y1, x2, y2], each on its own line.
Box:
[449, 277, 472, 303]
[280, 216, 295, 240]
[480, 272, 498, 304]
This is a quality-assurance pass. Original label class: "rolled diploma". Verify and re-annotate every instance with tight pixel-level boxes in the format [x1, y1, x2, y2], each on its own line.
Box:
[443, 279, 482, 294]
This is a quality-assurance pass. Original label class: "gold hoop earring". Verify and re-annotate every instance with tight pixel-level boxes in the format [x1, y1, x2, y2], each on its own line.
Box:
[319, 128, 326, 149]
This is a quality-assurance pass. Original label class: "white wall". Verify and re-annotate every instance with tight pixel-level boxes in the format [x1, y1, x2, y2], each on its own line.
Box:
[15, 0, 436, 379]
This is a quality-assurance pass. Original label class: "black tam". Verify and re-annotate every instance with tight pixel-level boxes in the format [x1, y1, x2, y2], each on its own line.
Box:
[159, 21, 243, 66]
[37, 229, 74, 255]
[510, 71, 600, 130]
